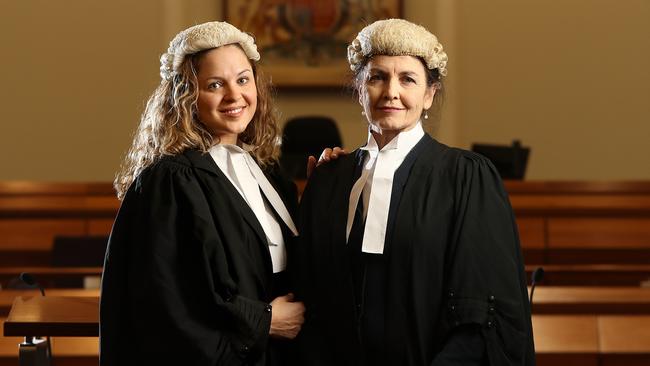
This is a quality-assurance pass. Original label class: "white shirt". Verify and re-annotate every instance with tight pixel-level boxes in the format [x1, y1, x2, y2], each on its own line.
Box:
[346, 122, 425, 254]
[209, 143, 297, 273]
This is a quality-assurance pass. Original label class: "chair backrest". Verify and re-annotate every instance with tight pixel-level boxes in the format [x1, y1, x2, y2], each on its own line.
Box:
[50, 235, 108, 287]
[51, 235, 109, 267]
[471, 140, 530, 180]
[280, 116, 342, 179]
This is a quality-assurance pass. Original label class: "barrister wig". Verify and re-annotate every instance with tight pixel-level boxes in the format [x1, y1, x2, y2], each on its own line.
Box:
[347, 18, 448, 76]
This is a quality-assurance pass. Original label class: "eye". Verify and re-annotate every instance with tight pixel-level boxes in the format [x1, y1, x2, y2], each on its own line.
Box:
[402, 76, 416, 84]
[237, 77, 249, 85]
[368, 74, 384, 82]
[207, 81, 223, 90]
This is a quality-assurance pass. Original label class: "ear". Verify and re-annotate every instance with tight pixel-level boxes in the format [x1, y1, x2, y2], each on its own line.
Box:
[423, 85, 436, 110]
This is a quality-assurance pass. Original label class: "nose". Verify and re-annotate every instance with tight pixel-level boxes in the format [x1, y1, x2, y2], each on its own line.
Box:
[383, 76, 399, 100]
[223, 82, 243, 102]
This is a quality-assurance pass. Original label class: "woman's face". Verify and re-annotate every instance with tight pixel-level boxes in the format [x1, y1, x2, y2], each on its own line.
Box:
[359, 55, 435, 134]
[196, 45, 257, 145]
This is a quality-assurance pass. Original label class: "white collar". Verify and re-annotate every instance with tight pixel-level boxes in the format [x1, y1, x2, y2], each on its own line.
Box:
[362, 121, 424, 154]
[210, 142, 255, 154]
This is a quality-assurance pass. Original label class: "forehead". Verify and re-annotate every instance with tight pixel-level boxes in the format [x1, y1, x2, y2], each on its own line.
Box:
[196, 44, 252, 75]
[366, 55, 427, 75]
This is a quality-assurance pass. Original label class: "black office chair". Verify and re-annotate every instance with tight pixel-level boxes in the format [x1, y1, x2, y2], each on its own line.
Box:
[50, 235, 109, 287]
[280, 116, 342, 179]
[471, 140, 530, 180]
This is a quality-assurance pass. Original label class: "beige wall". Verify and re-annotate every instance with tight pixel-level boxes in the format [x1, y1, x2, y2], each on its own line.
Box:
[1, 0, 648, 181]
[455, 0, 650, 179]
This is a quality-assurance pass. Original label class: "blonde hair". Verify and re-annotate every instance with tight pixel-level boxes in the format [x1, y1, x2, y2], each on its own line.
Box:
[114, 49, 279, 200]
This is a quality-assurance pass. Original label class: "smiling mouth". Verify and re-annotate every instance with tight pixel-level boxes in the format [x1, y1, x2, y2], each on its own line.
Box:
[378, 107, 405, 112]
[220, 106, 246, 115]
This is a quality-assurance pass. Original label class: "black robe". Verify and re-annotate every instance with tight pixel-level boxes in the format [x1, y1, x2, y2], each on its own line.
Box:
[295, 134, 535, 366]
[100, 149, 298, 366]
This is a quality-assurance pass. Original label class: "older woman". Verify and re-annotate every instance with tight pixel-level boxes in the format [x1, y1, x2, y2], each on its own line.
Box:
[296, 19, 534, 365]
[100, 21, 304, 365]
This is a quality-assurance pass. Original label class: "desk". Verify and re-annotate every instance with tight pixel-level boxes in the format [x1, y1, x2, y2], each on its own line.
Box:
[4, 296, 98, 337]
[3, 296, 98, 366]
[0, 289, 99, 316]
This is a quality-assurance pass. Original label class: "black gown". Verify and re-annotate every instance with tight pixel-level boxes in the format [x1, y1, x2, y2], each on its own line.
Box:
[295, 134, 535, 366]
[100, 149, 298, 366]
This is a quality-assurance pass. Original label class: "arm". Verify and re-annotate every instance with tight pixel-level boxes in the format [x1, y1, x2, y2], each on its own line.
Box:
[101, 161, 272, 364]
[431, 325, 486, 365]
[436, 153, 535, 366]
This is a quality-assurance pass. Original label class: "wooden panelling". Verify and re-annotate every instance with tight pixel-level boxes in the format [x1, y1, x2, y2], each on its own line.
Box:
[527, 264, 650, 286]
[599, 315, 650, 353]
[2, 180, 650, 267]
[87, 219, 114, 236]
[532, 287, 650, 314]
[510, 194, 650, 215]
[541, 249, 650, 265]
[0, 219, 85, 250]
[0, 267, 103, 290]
[517, 217, 546, 248]
[548, 218, 650, 249]
[533, 315, 599, 353]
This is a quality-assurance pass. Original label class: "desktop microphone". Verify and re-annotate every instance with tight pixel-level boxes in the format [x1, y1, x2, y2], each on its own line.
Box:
[19, 272, 52, 361]
[19, 272, 45, 296]
[529, 267, 544, 304]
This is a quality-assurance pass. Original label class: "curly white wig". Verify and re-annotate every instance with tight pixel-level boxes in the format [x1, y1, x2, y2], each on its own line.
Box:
[159, 21, 259, 80]
[347, 19, 448, 76]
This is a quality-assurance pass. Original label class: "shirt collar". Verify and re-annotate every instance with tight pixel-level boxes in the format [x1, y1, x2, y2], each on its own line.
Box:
[209, 141, 255, 155]
[362, 121, 425, 153]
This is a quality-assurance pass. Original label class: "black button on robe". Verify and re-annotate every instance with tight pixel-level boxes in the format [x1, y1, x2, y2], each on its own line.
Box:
[295, 135, 535, 366]
[100, 150, 298, 366]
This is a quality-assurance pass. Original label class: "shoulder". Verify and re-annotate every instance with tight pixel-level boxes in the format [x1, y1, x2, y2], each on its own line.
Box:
[420, 137, 497, 175]
[129, 151, 207, 198]
[309, 151, 357, 185]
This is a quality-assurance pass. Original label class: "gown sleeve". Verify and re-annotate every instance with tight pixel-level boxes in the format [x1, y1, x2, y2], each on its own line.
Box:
[435, 152, 535, 366]
[100, 160, 272, 365]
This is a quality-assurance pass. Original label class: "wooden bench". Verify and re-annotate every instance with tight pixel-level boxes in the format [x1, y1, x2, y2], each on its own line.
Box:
[532, 286, 650, 314]
[2, 180, 650, 266]
[0, 182, 118, 266]
[0, 267, 103, 290]
[526, 264, 650, 287]
[534, 314, 650, 366]
[509, 181, 650, 264]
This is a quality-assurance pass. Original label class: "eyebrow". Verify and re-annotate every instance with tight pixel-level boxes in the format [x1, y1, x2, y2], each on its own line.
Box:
[368, 68, 420, 78]
[205, 69, 252, 81]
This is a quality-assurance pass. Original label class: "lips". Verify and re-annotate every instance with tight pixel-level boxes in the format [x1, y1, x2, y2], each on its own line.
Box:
[378, 106, 405, 112]
[220, 106, 246, 115]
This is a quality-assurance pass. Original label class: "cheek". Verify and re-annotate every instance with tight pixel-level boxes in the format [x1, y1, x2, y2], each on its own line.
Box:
[361, 89, 377, 110]
[244, 86, 258, 107]
[197, 93, 218, 115]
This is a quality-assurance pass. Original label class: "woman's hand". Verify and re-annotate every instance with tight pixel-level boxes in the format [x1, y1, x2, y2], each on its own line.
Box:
[306, 147, 347, 178]
[269, 293, 305, 339]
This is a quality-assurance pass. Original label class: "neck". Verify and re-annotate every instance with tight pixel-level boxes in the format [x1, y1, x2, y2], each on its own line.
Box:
[370, 130, 399, 150]
[370, 122, 421, 150]
[214, 134, 238, 146]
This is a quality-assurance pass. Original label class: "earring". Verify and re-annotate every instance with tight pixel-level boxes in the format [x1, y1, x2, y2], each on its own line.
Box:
[424, 110, 429, 120]
[361, 111, 366, 116]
